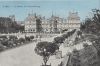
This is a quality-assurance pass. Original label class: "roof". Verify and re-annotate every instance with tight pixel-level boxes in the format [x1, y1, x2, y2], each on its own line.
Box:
[67, 12, 80, 20]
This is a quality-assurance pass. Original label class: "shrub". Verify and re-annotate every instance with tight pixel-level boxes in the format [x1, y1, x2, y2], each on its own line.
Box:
[9, 35, 18, 40]
[0, 36, 7, 39]
[54, 36, 65, 44]
[0, 44, 5, 51]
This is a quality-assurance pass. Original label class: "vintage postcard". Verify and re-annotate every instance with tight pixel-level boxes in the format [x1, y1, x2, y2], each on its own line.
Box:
[0, 0, 100, 66]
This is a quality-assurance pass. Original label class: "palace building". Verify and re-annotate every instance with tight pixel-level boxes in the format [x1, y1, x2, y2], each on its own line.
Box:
[24, 12, 80, 33]
[67, 12, 80, 29]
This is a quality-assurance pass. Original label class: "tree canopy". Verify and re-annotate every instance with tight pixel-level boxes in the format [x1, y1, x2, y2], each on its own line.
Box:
[35, 41, 59, 66]
[35, 41, 59, 56]
[81, 9, 100, 34]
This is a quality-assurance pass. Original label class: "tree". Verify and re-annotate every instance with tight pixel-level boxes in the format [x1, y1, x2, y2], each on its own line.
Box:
[25, 36, 31, 41]
[36, 17, 42, 33]
[80, 9, 100, 34]
[54, 36, 65, 45]
[77, 31, 82, 36]
[62, 33, 69, 38]
[30, 36, 34, 40]
[0, 17, 24, 33]
[92, 9, 100, 25]
[35, 41, 59, 66]
[18, 38, 25, 43]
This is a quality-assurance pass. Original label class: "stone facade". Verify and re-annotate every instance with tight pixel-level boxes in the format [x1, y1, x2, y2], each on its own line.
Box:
[25, 13, 37, 32]
[67, 12, 80, 29]
[24, 12, 80, 33]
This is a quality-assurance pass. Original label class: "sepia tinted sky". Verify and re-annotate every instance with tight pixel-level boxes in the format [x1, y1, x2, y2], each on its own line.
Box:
[0, 0, 99, 21]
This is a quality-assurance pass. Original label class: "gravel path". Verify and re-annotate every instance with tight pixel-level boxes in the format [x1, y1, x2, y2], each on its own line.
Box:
[0, 41, 62, 66]
[0, 42, 43, 66]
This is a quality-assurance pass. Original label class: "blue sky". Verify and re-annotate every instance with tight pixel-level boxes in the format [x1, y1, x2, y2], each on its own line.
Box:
[0, 0, 99, 21]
